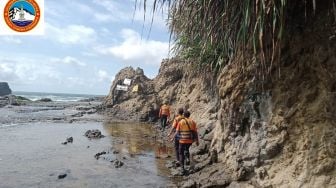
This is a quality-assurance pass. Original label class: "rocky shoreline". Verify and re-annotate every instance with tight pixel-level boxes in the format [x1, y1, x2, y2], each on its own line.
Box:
[0, 95, 104, 125]
[0, 94, 179, 187]
[0, 90, 273, 187]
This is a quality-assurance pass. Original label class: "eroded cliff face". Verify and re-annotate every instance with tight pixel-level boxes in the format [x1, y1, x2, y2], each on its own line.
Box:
[104, 17, 336, 186]
[187, 15, 336, 188]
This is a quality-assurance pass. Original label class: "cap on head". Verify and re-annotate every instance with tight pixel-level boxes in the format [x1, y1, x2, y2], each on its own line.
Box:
[184, 110, 191, 118]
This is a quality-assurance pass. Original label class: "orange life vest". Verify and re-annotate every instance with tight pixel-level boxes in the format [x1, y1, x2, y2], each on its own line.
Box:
[173, 115, 184, 129]
[159, 105, 170, 117]
[176, 118, 197, 144]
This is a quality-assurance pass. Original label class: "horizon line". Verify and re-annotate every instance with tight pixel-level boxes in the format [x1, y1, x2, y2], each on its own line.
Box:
[13, 90, 106, 96]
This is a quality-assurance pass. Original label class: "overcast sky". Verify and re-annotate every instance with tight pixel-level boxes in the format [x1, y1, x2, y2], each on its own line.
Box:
[0, 0, 170, 95]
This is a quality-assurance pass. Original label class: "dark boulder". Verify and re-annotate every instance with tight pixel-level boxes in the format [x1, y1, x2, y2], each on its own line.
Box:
[58, 174, 67, 179]
[113, 160, 124, 168]
[37, 98, 52, 102]
[66, 137, 73, 143]
[0, 82, 11, 96]
[84, 129, 105, 139]
[94, 151, 107, 159]
[61, 137, 73, 145]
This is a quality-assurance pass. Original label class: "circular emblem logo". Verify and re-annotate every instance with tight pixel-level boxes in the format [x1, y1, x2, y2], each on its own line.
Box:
[3, 0, 40, 32]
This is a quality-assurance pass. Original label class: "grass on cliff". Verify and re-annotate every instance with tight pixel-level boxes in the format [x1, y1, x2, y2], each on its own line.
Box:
[139, 0, 336, 74]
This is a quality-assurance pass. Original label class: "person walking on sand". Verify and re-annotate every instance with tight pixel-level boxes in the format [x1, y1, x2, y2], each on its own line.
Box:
[159, 101, 170, 130]
[172, 110, 199, 174]
[168, 107, 184, 165]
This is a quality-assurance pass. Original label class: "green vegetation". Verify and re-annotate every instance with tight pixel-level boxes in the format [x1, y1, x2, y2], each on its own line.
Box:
[15, 96, 31, 101]
[141, 0, 336, 74]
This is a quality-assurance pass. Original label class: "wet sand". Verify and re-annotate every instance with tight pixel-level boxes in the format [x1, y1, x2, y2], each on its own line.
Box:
[0, 102, 176, 188]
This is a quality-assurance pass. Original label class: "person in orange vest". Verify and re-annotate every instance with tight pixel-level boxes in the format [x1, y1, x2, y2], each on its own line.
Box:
[168, 107, 184, 164]
[172, 110, 199, 173]
[159, 101, 170, 130]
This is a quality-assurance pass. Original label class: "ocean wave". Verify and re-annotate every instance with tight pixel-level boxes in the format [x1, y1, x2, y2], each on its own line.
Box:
[12, 91, 102, 102]
[0, 123, 19, 129]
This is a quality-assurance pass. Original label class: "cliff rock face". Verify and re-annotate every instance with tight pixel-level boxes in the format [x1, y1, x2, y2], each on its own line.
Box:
[185, 14, 336, 188]
[0, 82, 12, 96]
[104, 19, 336, 186]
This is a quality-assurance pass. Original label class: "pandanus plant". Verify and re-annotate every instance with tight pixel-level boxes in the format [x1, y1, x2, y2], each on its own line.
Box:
[137, 0, 336, 75]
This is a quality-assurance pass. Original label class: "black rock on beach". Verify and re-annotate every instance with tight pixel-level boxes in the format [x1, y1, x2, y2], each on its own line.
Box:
[84, 129, 105, 139]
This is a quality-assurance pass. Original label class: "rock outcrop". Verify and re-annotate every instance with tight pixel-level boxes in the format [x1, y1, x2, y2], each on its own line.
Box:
[104, 17, 336, 186]
[103, 60, 217, 123]
[0, 82, 12, 96]
[103, 66, 157, 121]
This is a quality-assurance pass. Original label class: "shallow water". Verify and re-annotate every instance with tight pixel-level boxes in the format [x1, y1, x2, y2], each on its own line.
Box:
[0, 122, 175, 188]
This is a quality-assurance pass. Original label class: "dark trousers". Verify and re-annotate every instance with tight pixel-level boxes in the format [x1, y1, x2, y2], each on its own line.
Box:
[160, 115, 168, 129]
[174, 137, 180, 161]
[179, 143, 192, 168]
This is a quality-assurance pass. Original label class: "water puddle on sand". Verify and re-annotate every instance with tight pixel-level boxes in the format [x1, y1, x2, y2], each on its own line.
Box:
[0, 122, 177, 188]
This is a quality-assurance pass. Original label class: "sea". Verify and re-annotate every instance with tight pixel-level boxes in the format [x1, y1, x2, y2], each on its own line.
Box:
[12, 91, 104, 102]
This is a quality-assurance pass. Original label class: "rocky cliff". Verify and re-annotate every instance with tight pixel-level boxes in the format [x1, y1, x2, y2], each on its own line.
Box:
[192, 12, 336, 188]
[0, 82, 12, 96]
[103, 59, 218, 124]
[103, 66, 157, 121]
[104, 19, 336, 187]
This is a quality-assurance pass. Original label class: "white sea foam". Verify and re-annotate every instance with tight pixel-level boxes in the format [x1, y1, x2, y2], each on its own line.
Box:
[0, 123, 19, 128]
[13, 91, 103, 102]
